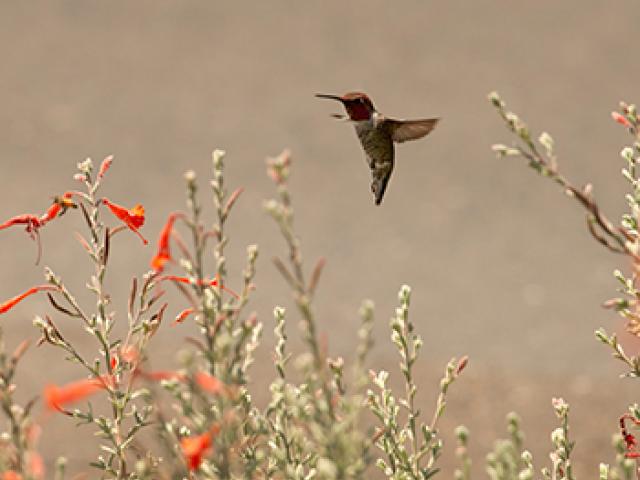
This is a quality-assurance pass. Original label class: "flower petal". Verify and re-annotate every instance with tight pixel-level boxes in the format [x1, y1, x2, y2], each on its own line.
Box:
[151, 213, 182, 272]
[97, 155, 113, 181]
[0, 286, 58, 315]
[195, 372, 224, 394]
[43, 376, 111, 412]
[102, 198, 148, 245]
[612, 111, 632, 128]
[172, 308, 195, 326]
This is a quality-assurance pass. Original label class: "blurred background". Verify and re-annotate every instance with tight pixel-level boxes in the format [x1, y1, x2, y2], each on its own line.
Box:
[1, 1, 638, 476]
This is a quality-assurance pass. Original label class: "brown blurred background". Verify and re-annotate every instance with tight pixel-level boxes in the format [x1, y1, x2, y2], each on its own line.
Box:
[1, 1, 638, 476]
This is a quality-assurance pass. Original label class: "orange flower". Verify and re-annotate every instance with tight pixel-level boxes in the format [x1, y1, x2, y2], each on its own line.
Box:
[612, 111, 632, 129]
[173, 307, 195, 325]
[194, 372, 224, 394]
[181, 425, 220, 471]
[159, 275, 239, 299]
[39, 192, 76, 226]
[151, 212, 182, 272]
[0, 285, 58, 315]
[43, 376, 111, 413]
[3, 471, 23, 480]
[110, 354, 119, 371]
[39, 205, 61, 226]
[110, 345, 140, 372]
[181, 432, 211, 471]
[27, 452, 45, 479]
[0, 192, 77, 234]
[0, 213, 42, 232]
[102, 198, 148, 245]
[0, 192, 78, 263]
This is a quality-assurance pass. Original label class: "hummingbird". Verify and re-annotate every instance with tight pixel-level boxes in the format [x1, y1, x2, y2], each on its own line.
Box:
[316, 92, 439, 205]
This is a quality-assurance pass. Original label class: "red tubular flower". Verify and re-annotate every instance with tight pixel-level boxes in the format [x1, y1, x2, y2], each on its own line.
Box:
[0, 192, 77, 234]
[43, 376, 112, 413]
[620, 414, 640, 458]
[181, 432, 211, 471]
[173, 307, 195, 325]
[612, 111, 633, 129]
[39, 204, 61, 225]
[195, 372, 224, 394]
[3, 471, 23, 480]
[625, 434, 639, 455]
[0, 214, 41, 233]
[0, 285, 58, 315]
[102, 198, 148, 245]
[27, 452, 45, 479]
[110, 354, 119, 371]
[0, 192, 79, 263]
[181, 425, 221, 471]
[39, 192, 77, 226]
[110, 346, 139, 372]
[159, 274, 239, 298]
[151, 212, 182, 272]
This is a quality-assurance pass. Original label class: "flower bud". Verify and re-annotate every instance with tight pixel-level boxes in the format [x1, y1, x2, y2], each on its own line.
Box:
[77, 158, 93, 174]
[184, 170, 196, 183]
[621, 147, 635, 162]
[455, 425, 469, 443]
[519, 469, 533, 480]
[488, 91, 504, 108]
[212, 149, 226, 168]
[539, 132, 554, 151]
[551, 427, 564, 446]
[599, 463, 609, 480]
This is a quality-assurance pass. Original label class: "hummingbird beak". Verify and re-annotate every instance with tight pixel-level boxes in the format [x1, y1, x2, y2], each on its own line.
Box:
[315, 93, 344, 102]
[316, 94, 350, 121]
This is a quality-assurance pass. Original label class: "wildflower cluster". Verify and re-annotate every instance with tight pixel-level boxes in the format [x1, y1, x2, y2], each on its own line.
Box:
[484, 413, 526, 480]
[0, 150, 466, 479]
[1, 87, 635, 480]
[0, 330, 44, 479]
[261, 151, 467, 480]
[367, 285, 467, 480]
[489, 92, 640, 477]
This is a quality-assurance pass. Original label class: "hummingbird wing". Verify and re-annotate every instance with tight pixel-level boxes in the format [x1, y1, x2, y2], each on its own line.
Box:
[386, 118, 440, 143]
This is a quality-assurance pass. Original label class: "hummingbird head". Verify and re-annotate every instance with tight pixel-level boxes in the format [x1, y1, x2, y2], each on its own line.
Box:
[315, 92, 376, 121]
